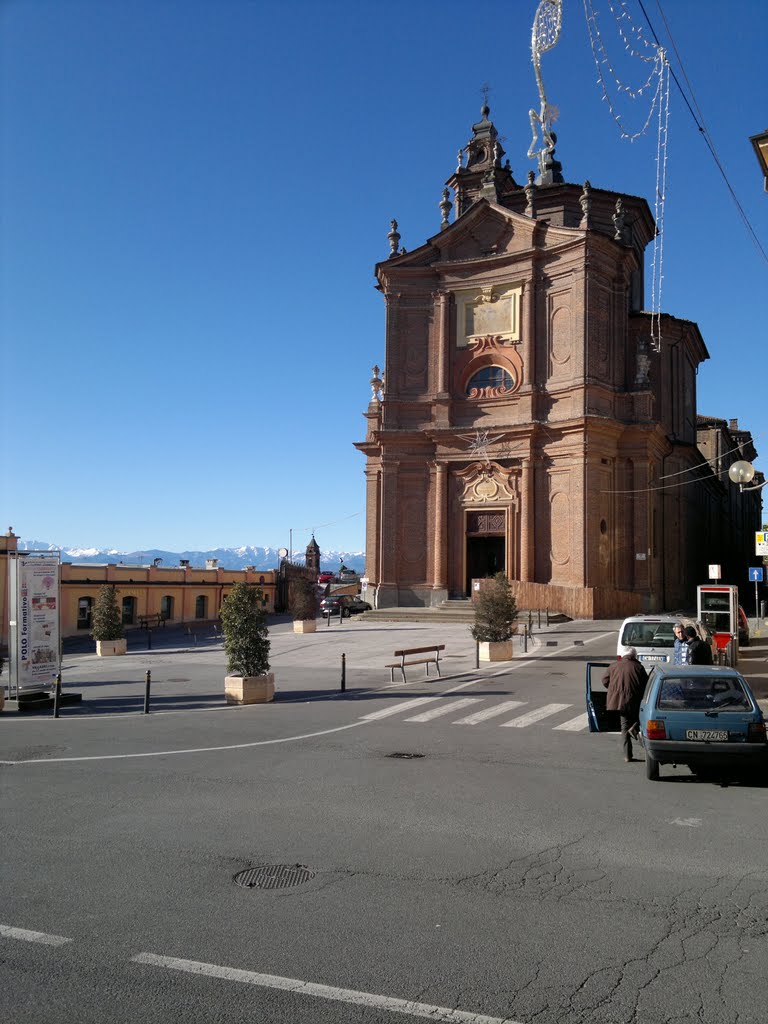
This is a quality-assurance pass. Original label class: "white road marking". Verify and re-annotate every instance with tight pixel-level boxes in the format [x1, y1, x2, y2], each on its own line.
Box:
[500, 703, 572, 728]
[669, 817, 702, 827]
[361, 698, 435, 721]
[404, 697, 482, 722]
[552, 713, 590, 732]
[0, 924, 72, 946]
[5, 721, 370, 764]
[131, 952, 520, 1023]
[453, 700, 527, 724]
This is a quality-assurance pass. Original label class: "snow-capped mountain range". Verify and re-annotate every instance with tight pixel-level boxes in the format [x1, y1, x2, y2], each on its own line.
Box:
[18, 540, 366, 573]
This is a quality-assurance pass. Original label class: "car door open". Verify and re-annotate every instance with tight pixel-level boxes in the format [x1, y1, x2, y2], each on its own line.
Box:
[586, 661, 620, 732]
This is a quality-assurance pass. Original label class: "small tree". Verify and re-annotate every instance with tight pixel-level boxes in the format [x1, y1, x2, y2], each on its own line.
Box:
[92, 585, 124, 642]
[220, 582, 270, 677]
[470, 572, 518, 643]
[290, 576, 317, 621]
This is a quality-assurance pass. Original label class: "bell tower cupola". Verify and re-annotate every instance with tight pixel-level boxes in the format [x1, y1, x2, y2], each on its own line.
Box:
[445, 102, 518, 218]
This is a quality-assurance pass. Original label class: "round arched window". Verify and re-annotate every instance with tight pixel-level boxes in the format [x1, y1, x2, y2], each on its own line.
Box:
[466, 365, 515, 398]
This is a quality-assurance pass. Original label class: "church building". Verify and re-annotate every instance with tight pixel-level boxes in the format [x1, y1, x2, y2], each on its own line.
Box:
[355, 105, 761, 618]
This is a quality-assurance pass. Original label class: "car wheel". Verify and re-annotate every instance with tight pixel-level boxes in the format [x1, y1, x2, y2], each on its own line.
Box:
[645, 753, 660, 781]
[343, 609, 350, 618]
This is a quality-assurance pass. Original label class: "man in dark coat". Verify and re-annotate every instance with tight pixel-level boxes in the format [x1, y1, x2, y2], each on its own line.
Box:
[602, 647, 649, 763]
[684, 626, 713, 665]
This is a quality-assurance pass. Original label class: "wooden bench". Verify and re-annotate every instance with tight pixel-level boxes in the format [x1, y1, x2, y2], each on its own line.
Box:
[385, 644, 445, 683]
[138, 613, 165, 629]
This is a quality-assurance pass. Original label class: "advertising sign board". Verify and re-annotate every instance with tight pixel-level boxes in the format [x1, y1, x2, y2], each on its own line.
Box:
[8, 554, 61, 696]
[756, 532, 768, 557]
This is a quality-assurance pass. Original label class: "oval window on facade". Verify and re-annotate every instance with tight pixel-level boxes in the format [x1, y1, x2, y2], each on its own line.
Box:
[466, 365, 515, 398]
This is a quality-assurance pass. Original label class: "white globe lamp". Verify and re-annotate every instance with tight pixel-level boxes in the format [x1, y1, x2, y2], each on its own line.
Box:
[728, 461, 756, 485]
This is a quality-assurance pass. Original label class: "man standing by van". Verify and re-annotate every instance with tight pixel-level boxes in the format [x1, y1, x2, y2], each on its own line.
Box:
[602, 648, 648, 763]
[673, 622, 689, 665]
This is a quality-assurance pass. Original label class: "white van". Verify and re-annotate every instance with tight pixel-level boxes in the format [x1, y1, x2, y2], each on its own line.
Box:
[616, 615, 715, 665]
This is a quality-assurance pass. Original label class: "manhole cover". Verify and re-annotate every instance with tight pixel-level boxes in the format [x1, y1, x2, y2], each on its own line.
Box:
[386, 752, 425, 759]
[233, 864, 315, 890]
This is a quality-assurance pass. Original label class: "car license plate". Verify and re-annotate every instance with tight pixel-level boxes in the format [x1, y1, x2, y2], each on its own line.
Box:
[685, 729, 728, 741]
[641, 655, 667, 662]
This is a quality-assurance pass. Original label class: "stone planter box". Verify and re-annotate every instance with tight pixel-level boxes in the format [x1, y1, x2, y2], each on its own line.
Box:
[225, 673, 275, 705]
[96, 638, 127, 657]
[293, 619, 317, 634]
[478, 640, 514, 662]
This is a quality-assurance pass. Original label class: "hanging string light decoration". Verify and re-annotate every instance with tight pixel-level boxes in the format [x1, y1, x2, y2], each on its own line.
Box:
[528, 1, 564, 182]
[582, 0, 671, 351]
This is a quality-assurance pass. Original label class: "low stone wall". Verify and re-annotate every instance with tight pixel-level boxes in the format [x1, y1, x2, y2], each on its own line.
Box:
[473, 579, 645, 620]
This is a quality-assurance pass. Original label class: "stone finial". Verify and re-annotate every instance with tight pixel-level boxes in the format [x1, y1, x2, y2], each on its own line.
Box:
[439, 187, 452, 230]
[613, 198, 626, 242]
[387, 219, 401, 258]
[524, 171, 536, 217]
[456, 148, 464, 171]
[493, 141, 501, 165]
[579, 180, 592, 229]
[370, 365, 383, 402]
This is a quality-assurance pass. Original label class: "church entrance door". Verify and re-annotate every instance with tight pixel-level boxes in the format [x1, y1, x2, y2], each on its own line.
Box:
[465, 510, 506, 595]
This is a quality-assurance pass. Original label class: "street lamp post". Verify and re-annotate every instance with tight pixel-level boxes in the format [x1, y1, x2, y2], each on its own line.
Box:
[728, 460, 766, 636]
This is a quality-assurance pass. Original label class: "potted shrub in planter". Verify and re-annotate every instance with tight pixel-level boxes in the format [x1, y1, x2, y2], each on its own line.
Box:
[92, 584, 127, 656]
[220, 582, 274, 704]
[291, 577, 317, 634]
[470, 572, 518, 662]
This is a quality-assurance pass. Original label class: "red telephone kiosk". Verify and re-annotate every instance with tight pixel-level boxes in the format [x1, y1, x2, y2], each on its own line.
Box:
[697, 584, 739, 663]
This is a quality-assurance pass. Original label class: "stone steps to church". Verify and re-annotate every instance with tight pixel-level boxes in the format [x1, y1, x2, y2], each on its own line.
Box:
[360, 604, 567, 625]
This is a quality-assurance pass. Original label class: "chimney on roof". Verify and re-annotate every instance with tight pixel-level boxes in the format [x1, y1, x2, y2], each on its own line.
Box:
[729, 418, 739, 431]
[205, 558, 219, 570]
[179, 559, 190, 568]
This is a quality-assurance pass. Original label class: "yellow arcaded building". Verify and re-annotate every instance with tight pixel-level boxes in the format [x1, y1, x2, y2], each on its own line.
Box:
[0, 528, 276, 646]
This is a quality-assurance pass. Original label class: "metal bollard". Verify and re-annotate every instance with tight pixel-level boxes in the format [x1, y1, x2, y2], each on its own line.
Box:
[528, 609, 533, 634]
[326, 610, 331, 627]
[476, 641, 480, 669]
[341, 652, 346, 692]
[144, 670, 151, 714]
[524, 625, 528, 654]
[147, 628, 152, 651]
[53, 672, 62, 718]
[537, 608, 541, 628]
[546, 607, 550, 626]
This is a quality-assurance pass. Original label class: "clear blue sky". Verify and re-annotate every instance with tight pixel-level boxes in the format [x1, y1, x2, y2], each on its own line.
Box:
[2, 0, 766, 554]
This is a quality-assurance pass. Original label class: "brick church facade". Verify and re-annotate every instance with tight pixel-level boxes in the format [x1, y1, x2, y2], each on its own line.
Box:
[355, 106, 761, 618]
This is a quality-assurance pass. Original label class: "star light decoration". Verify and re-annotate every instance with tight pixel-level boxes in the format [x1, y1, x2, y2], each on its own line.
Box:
[458, 429, 514, 465]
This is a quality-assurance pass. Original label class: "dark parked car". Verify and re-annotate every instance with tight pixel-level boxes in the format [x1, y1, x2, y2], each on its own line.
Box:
[319, 595, 371, 617]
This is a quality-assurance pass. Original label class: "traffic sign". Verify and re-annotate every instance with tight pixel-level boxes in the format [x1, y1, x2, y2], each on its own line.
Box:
[749, 567, 764, 583]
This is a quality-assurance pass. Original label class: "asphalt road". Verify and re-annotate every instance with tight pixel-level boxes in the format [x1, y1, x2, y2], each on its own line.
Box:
[2, 618, 768, 1024]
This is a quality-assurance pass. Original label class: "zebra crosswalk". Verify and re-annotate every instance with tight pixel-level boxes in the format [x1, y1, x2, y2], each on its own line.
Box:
[360, 696, 589, 732]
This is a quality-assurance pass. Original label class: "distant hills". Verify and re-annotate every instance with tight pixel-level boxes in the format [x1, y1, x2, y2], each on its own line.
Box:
[18, 540, 366, 573]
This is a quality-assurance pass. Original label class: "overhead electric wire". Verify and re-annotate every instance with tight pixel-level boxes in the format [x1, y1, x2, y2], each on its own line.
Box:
[635, 0, 768, 266]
